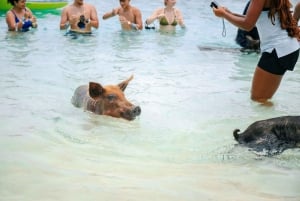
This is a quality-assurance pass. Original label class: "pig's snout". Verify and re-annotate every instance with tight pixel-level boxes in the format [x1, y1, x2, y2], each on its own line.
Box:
[124, 106, 141, 120]
[131, 106, 141, 117]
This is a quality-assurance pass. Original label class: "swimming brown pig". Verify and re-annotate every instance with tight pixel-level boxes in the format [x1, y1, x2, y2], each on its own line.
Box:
[72, 75, 141, 121]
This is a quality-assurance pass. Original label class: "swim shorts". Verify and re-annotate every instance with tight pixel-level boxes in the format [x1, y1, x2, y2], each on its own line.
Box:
[258, 49, 299, 75]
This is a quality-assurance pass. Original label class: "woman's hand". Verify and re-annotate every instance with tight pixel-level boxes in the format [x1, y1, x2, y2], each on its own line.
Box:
[213, 7, 227, 18]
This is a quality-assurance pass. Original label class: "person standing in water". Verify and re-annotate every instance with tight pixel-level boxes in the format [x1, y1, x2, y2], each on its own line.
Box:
[212, 0, 299, 104]
[102, 0, 143, 31]
[145, 0, 185, 32]
[60, 0, 99, 33]
[6, 0, 37, 32]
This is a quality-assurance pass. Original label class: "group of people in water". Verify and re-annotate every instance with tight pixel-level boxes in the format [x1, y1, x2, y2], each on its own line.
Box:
[4, 0, 300, 105]
[6, 0, 185, 33]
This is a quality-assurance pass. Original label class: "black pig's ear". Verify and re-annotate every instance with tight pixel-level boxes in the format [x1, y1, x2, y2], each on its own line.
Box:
[89, 82, 105, 98]
[118, 75, 134, 91]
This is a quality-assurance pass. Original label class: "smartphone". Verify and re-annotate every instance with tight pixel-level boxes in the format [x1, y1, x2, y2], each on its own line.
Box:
[210, 1, 219, 9]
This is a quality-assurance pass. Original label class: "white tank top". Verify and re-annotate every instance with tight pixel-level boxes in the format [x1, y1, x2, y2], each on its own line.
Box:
[256, 11, 299, 57]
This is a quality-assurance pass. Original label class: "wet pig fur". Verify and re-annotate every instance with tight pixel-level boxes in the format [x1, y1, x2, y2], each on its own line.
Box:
[72, 75, 141, 121]
[233, 116, 300, 155]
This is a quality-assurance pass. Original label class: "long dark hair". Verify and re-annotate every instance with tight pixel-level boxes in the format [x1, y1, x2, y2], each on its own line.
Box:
[7, 0, 20, 6]
[268, 0, 299, 37]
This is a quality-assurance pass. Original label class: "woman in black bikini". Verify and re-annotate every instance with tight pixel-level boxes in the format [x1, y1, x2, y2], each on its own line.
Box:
[145, 0, 185, 32]
[6, 0, 37, 32]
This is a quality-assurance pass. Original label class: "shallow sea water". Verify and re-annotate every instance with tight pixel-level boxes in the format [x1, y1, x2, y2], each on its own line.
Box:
[0, 0, 300, 200]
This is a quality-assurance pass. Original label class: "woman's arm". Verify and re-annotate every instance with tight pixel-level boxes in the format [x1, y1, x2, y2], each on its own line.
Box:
[213, 0, 265, 31]
[26, 8, 37, 28]
[6, 10, 28, 31]
[176, 9, 185, 28]
[6, 11, 17, 31]
[145, 8, 162, 25]
[293, 3, 300, 22]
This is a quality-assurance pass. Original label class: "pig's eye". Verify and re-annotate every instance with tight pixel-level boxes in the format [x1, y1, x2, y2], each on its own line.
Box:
[107, 94, 117, 101]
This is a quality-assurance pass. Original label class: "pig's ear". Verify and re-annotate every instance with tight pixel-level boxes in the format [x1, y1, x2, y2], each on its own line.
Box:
[89, 82, 104, 98]
[118, 75, 133, 91]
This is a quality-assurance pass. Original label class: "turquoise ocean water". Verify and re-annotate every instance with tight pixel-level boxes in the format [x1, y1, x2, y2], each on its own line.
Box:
[0, 0, 300, 200]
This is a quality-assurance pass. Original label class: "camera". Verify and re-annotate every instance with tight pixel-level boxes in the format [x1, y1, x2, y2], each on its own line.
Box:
[77, 15, 90, 29]
[79, 15, 89, 24]
[79, 15, 85, 23]
[210, 1, 219, 9]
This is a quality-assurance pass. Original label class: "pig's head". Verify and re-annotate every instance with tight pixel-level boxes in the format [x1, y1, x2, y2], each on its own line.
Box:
[89, 75, 141, 121]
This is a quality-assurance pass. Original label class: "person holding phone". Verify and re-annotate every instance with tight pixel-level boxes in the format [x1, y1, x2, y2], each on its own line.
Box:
[212, 0, 299, 104]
